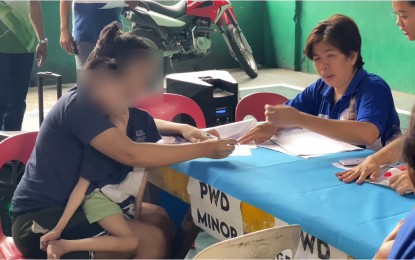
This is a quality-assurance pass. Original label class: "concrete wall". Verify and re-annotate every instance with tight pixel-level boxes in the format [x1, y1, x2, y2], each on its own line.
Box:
[34, 1, 415, 94]
[265, 1, 415, 94]
[34, 0, 266, 84]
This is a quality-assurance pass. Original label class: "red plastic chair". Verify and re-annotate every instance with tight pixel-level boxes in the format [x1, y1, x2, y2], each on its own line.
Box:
[135, 93, 206, 128]
[0, 131, 38, 259]
[236, 92, 289, 122]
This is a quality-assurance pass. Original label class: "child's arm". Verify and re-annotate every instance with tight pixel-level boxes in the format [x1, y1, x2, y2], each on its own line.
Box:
[134, 171, 149, 220]
[40, 177, 90, 249]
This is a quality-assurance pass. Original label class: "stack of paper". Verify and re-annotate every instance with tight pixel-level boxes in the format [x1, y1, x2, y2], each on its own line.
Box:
[261, 128, 362, 158]
[204, 119, 257, 140]
[161, 120, 258, 156]
[161, 119, 258, 144]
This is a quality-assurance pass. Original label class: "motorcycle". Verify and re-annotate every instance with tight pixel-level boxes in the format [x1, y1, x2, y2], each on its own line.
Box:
[123, 0, 258, 78]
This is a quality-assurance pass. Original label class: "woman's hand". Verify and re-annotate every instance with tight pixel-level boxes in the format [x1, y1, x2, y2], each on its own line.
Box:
[374, 219, 405, 259]
[390, 171, 415, 195]
[40, 229, 61, 250]
[204, 138, 237, 159]
[181, 125, 220, 143]
[36, 43, 47, 67]
[336, 155, 381, 184]
[238, 123, 278, 144]
[265, 105, 302, 128]
[60, 30, 75, 55]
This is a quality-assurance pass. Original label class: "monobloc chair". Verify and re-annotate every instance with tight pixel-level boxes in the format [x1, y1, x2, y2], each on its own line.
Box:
[194, 225, 302, 259]
[0, 131, 38, 259]
[236, 92, 289, 122]
[135, 93, 206, 128]
[135, 93, 207, 257]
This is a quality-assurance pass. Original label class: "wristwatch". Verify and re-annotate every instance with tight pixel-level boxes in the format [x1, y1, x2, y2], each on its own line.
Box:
[39, 38, 48, 46]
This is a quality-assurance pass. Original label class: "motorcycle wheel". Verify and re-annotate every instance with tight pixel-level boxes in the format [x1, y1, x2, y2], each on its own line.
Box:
[131, 28, 164, 49]
[225, 24, 258, 79]
[130, 29, 174, 74]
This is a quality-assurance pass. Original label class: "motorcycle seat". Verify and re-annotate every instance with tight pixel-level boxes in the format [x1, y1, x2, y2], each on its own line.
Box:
[141, 0, 186, 19]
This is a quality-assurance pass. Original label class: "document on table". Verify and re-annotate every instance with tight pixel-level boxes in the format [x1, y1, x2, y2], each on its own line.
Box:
[204, 119, 257, 140]
[332, 163, 413, 193]
[265, 128, 362, 158]
[259, 139, 296, 156]
[230, 145, 253, 156]
[161, 119, 258, 145]
[160, 120, 258, 156]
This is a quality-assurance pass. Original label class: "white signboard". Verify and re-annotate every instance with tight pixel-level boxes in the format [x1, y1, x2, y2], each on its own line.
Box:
[275, 218, 348, 259]
[187, 178, 244, 241]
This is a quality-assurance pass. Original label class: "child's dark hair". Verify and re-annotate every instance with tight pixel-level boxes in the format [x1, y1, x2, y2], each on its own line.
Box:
[304, 14, 364, 69]
[85, 21, 153, 71]
[403, 105, 415, 171]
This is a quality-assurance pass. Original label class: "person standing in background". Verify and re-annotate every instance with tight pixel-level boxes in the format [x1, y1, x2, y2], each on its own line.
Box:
[60, 1, 137, 70]
[0, 0, 47, 131]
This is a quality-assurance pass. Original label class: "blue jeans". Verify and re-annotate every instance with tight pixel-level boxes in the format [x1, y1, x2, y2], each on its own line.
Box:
[0, 52, 34, 130]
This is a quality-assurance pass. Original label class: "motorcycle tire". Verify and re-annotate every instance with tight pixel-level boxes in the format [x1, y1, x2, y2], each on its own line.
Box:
[130, 29, 174, 74]
[131, 28, 164, 49]
[225, 24, 258, 79]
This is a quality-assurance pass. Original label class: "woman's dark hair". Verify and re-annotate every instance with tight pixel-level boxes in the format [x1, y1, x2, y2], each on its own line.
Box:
[409, 1, 415, 6]
[404, 106, 415, 172]
[304, 14, 364, 69]
[85, 21, 152, 71]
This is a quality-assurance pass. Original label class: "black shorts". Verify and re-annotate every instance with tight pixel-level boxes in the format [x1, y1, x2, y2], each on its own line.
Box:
[12, 207, 104, 259]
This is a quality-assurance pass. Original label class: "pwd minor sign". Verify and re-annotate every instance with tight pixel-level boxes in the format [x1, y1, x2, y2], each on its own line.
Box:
[187, 178, 244, 241]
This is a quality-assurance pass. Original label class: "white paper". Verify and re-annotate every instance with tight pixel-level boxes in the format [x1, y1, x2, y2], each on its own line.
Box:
[259, 140, 296, 156]
[365, 167, 413, 194]
[161, 120, 258, 144]
[274, 218, 348, 259]
[205, 119, 257, 140]
[230, 145, 253, 156]
[187, 178, 244, 240]
[331, 163, 413, 194]
[331, 162, 354, 171]
[270, 128, 362, 158]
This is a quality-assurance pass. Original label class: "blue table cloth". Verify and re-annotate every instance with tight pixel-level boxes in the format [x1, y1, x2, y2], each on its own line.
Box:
[171, 148, 415, 258]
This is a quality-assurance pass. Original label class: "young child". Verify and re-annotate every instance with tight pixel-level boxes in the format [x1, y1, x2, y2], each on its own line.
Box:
[40, 108, 158, 259]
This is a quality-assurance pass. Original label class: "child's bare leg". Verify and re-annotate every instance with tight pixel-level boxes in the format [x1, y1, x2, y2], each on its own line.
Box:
[46, 214, 137, 259]
[130, 219, 168, 259]
[140, 202, 172, 239]
[94, 219, 167, 259]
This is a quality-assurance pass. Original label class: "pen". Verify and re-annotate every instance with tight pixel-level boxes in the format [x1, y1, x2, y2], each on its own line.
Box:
[202, 132, 219, 140]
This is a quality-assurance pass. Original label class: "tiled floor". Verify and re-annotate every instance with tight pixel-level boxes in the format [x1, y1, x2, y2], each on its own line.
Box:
[20, 67, 415, 257]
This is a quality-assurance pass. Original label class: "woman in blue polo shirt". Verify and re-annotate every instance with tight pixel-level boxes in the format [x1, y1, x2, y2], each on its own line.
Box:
[239, 14, 400, 148]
